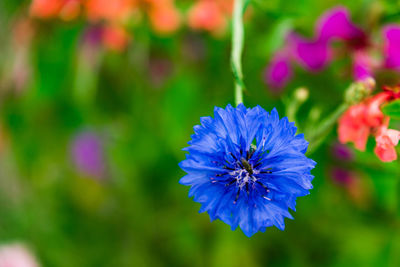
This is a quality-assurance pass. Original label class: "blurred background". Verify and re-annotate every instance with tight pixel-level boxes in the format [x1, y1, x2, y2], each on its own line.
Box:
[0, 0, 400, 266]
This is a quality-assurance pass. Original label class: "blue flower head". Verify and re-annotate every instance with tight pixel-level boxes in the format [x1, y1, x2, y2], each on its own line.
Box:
[179, 104, 316, 237]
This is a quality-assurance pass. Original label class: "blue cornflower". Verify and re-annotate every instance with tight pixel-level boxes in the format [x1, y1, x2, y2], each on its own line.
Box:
[179, 104, 316, 237]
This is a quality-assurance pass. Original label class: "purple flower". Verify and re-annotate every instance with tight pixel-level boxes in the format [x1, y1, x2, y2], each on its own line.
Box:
[70, 131, 105, 179]
[264, 53, 292, 90]
[331, 142, 354, 161]
[331, 167, 354, 186]
[82, 25, 103, 47]
[383, 25, 400, 70]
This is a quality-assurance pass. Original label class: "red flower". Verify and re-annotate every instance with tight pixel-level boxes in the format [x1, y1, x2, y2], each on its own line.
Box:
[338, 104, 370, 151]
[338, 89, 400, 162]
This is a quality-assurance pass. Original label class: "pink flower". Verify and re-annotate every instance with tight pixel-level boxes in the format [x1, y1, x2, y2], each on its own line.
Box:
[364, 92, 391, 127]
[0, 244, 40, 267]
[353, 50, 374, 81]
[338, 104, 370, 151]
[374, 126, 400, 162]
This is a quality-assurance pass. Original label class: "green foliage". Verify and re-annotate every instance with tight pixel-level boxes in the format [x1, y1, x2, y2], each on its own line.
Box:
[383, 99, 400, 120]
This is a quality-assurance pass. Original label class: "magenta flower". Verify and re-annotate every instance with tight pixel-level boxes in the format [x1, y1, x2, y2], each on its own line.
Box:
[353, 50, 374, 81]
[70, 131, 105, 179]
[288, 33, 332, 71]
[316, 6, 366, 43]
[264, 53, 292, 90]
[383, 25, 400, 70]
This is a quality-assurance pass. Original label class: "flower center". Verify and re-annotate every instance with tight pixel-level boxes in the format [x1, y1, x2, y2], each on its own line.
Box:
[240, 157, 253, 175]
[211, 148, 272, 204]
[229, 157, 260, 189]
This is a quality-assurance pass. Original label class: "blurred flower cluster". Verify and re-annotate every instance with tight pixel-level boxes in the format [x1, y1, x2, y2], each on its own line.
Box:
[266, 6, 400, 90]
[28, 0, 233, 51]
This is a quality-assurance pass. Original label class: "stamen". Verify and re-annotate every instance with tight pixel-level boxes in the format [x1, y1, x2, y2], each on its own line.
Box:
[229, 152, 238, 161]
[260, 170, 272, 174]
[263, 196, 271, 201]
[256, 181, 269, 192]
[240, 157, 253, 175]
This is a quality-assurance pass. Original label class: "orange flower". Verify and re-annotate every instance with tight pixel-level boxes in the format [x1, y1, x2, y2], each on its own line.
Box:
[374, 125, 400, 162]
[102, 25, 130, 52]
[85, 0, 136, 23]
[147, 0, 181, 35]
[30, 0, 64, 18]
[187, 0, 227, 34]
[59, 0, 81, 21]
[30, 0, 81, 20]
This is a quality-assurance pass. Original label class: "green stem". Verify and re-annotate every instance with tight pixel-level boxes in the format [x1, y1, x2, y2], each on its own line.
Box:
[306, 103, 349, 155]
[231, 0, 246, 106]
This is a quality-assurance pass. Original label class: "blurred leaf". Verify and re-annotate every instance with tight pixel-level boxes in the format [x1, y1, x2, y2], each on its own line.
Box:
[382, 99, 400, 120]
[265, 18, 293, 55]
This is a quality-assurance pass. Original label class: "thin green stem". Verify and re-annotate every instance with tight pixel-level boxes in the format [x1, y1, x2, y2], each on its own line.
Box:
[306, 103, 349, 155]
[231, 0, 246, 106]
